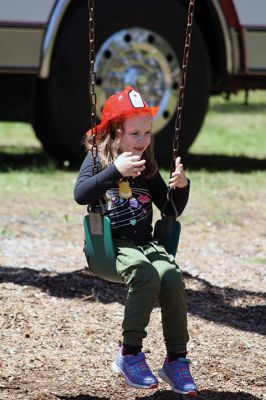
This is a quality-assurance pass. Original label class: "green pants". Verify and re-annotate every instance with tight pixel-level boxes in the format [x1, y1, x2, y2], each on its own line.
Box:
[114, 239, 189, 353]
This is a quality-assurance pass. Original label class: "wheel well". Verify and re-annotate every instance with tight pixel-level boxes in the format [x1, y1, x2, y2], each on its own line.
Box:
[40, 0, 82, 78]
[43, 0, 227, 92]
[178, 0, 227, 90]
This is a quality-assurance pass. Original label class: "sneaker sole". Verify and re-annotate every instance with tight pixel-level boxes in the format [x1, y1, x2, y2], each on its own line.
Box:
[112, 361, 158, 389]
[158, 368, 197, 397]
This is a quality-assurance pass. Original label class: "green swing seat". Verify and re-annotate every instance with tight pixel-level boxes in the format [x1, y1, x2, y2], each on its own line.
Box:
[83, 212, 181, 284]
[83, 213, 121, 283]
[153, 216, 181, 256]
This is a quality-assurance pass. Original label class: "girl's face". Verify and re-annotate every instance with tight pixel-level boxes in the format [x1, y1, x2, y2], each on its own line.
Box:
[119, 114, 152, 156]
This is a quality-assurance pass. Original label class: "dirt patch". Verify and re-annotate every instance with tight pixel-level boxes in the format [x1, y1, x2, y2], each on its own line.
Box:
[0, 197, 265, 400]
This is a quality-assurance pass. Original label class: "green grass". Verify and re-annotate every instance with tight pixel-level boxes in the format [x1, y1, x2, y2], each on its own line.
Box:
[189, 90, 266, 158]
[0, 122, 41, 151]
[246, 258, 266, 265]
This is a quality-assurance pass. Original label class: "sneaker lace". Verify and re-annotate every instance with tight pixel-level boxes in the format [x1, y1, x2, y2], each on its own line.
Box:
[171, 360, 193, 382]
[137, 359, 150, 376]
[129, 354, 151, 376]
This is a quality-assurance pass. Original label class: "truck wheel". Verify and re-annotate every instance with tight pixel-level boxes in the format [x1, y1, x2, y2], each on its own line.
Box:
[33, 0, 211, 165]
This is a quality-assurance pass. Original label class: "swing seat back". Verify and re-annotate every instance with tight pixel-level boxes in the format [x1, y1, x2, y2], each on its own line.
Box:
[153, 216, 181, 257]
[83, 213, 122, 283]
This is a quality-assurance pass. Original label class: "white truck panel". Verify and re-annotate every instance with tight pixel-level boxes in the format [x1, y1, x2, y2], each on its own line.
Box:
[0, 27, 43, 68]
[232, 0, 266, 72]
[244, 30, 266, 71]
[0, 0, 56, 24]
[232, 0, 266, 27]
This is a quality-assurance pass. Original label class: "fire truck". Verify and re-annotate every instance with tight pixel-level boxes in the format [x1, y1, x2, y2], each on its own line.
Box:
[0, 0, 265, 165]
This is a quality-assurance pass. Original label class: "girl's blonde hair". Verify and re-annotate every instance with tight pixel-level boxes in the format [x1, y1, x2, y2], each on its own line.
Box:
[84, 119, 158, 179]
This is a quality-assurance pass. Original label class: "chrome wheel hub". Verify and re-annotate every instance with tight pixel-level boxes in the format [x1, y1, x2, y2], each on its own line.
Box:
[95, 28, 180, 133]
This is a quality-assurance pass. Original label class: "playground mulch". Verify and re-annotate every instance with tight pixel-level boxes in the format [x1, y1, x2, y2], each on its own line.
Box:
[0, 204, 265, 400]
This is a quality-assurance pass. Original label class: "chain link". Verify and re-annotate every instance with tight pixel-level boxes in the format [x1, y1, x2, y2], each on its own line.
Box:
[88, 0, 98, 175]
[170, 0, 196, 176]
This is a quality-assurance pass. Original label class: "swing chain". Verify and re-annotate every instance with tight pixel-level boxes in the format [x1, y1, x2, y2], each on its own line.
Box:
[171, 0, 196, 175]
[88, 0, 98, 175]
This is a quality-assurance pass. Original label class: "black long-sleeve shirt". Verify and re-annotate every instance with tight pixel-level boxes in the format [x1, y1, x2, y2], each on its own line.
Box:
[74, 154, 190, 245]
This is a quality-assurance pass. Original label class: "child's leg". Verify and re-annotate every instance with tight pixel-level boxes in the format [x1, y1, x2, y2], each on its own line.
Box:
[160, 269, 188, 354]
[144, 242, 189, 354]
[112, 239, 160, 389]
[145, 242, 197, 396]
[114, 239, 161, 348]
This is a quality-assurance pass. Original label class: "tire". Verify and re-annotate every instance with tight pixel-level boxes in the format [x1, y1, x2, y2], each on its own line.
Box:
[33, 0, 89, 164]
[33, 0, 211, 166]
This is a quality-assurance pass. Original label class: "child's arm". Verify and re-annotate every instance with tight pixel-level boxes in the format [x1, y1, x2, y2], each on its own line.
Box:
[74, 152, 146, 205]
[74, 153, 122, 205]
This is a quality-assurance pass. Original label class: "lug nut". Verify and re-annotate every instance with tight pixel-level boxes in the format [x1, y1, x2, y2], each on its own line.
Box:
[148, 35, 155, 44]
[167, 54, 174, 62]
[104, 50, 112, 59]
[124, 34, 132, 42]
[172, 82, 179, 90]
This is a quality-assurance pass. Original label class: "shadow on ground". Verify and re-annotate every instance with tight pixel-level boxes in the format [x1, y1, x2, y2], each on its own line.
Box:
[0, 150, 52, 172]
[0, 150, 266, 172]
[210, 100, 266, 114]
[184, 154, 266, 172]
[0, 148, 85, 172]
[137, 390, 262, 399]
[55, 390, 262, 400]
[1, 266, 265, 336]
[56, 396, 109, 400]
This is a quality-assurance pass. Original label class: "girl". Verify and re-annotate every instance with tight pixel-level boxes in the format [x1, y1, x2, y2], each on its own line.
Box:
[74, 86, 197, 396]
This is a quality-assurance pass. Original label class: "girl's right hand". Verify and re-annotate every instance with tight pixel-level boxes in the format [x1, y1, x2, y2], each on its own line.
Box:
[114, 152, 146, 177]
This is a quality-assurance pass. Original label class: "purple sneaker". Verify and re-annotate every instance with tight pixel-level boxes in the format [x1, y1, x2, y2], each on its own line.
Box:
[159, 357, 198, 397]
[112, 346, 158, 389]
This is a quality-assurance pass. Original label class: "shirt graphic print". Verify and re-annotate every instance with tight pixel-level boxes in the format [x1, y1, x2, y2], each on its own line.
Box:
[105, 186, 152, 230]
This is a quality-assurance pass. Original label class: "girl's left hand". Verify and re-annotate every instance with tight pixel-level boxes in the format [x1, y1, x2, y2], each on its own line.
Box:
[169, 157, 188, 189]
